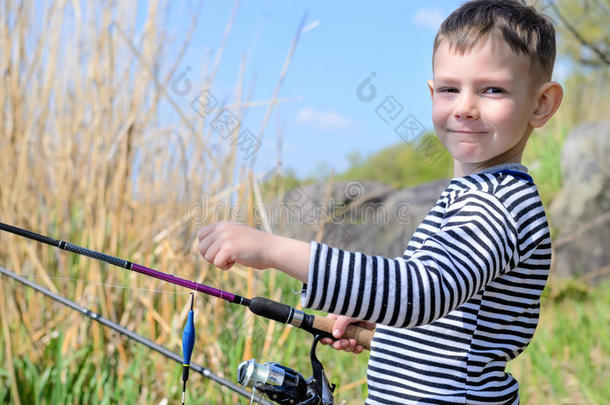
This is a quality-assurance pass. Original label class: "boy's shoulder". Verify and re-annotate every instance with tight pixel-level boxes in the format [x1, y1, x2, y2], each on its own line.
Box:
[437, 170, 550, 255]
[444, 170, 539, 207]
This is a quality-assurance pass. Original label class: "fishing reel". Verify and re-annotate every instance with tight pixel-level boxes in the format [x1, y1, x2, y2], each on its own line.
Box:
[238, 335, 335, 405]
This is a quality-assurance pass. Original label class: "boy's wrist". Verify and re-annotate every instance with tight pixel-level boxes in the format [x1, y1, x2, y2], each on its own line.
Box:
[266, 233, 311, 283]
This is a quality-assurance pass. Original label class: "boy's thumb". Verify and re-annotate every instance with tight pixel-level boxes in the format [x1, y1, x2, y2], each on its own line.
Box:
[332, 316, 351, 338]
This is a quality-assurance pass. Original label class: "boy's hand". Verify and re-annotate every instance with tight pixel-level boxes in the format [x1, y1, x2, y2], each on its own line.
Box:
[198, 221, 311, 282]
[320, 314, 375, 355]
[197, 222, 273, 270]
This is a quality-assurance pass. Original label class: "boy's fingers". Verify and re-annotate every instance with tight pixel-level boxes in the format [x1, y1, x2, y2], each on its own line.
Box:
[332, 316, 352, 338]
[334, 339, 357, 352]
[214, 248, 235, 270]
[321, 336, 362, 355]
[197, 225, 214, 242]
[198, 234, 215, 260]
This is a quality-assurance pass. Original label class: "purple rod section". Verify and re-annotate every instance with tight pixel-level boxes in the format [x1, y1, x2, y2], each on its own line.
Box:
[130, 263, 235, 302]
[0, 222, 241, 304]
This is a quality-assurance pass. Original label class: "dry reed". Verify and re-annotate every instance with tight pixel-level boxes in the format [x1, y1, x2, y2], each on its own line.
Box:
[0, 0, 311, 403]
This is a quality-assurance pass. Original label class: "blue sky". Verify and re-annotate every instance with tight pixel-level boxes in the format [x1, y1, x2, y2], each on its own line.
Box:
[156, 1, 568, 180]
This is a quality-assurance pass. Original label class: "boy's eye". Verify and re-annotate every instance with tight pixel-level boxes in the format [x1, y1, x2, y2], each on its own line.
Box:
[483, 87, 505, 94]
[438, 87, 458, 93]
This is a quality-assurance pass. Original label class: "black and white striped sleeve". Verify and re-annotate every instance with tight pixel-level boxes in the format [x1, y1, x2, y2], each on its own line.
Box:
[300, 190, 520, 328]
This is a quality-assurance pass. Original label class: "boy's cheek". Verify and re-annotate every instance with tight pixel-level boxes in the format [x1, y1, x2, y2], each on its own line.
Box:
[430, 104, 449, 131]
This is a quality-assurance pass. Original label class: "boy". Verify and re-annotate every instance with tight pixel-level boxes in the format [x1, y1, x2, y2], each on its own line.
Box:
[197, 0, 563, 403]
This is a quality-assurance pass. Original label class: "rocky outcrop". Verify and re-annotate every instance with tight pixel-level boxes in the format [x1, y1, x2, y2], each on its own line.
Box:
[268, 179, 448, 258]
[550, 121, 610, 282]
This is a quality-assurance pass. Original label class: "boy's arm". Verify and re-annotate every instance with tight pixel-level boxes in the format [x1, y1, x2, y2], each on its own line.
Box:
[198, 222, 374, 351]
[199, 189, 542, 329]
[267, 234, 312, 283]
[197, 221, 311, 282]
[299, 190, 531, 328]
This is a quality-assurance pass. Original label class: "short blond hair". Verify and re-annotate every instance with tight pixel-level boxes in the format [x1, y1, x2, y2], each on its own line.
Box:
[433, 0, 556, 83]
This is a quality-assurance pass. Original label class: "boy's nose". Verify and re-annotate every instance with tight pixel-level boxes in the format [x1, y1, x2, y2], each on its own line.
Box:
[453, 93, 479, 120]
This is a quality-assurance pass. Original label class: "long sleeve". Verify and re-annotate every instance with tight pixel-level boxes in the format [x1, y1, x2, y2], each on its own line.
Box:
[301, 190, 520, 328]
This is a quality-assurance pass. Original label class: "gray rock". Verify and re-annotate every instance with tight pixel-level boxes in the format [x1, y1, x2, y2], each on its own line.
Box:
[550, 120, 610, 282]
[267, 179, 448, 258]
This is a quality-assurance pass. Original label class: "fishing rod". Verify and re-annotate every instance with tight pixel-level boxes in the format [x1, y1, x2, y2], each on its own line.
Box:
[0, 222, 373, 350]
[1, 222, 373, 404]
[0, 265, 272, 405]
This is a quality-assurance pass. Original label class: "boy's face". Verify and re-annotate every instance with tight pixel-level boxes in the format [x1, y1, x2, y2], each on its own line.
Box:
[429, 36, 539, 173]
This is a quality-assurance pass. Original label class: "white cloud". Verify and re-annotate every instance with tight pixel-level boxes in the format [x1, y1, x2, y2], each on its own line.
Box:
[295, 108, 357, 132]
[414, 8, 445, 31]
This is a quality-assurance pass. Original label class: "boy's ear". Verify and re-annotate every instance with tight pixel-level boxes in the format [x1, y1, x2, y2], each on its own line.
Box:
[530, 81, 563, 128]
[427, 80, 434, 99]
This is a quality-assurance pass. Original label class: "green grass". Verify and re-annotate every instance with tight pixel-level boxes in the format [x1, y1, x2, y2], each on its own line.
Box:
[507, 278, 610, 405]
[522, 126, 569, 209]
[0, 333, 147, 404]
[2, 277, 608, 404]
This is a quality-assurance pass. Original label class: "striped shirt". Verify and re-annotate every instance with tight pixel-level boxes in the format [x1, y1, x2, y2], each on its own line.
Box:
[301, 167, 551, 404]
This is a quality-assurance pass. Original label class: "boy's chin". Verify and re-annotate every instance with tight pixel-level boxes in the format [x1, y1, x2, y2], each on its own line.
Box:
[446, 142, 514, 169]
[448, 147, 486, 164]
[451, 151, 500, 171]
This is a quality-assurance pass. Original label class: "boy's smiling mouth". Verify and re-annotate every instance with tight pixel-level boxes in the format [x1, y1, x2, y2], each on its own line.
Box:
[448, 129, 488, 134]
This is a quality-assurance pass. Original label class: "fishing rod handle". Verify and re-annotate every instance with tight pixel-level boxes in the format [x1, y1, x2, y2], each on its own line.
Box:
[311, 316, 374, 351]
[249, 297, 373, 350]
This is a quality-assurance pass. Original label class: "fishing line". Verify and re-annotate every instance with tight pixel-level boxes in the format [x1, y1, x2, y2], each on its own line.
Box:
[15, 274, 286, 360]
[0, 265, 272, 405]
[6, 270, 316, 366]
[1, 222, 373, 404]
[15, 277, 278, 362]
[16, 272, 192, 294]
[0, 221, 374, 350]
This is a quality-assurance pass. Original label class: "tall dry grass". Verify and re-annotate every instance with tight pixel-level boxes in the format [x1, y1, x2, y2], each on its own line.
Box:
[5, 2, 606, 404]
[0, 1, 314, 403]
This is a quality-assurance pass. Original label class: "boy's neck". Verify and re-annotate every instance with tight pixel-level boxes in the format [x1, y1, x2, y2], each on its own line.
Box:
[452, 138, 528, 177]
[453, 155, 524, 177]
